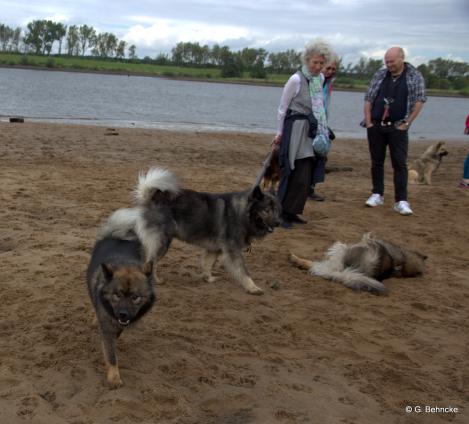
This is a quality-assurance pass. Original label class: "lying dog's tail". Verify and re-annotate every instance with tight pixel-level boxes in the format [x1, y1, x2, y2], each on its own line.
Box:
[97, 208, 140, 241]
[289, 253, 314, 270]
[311, 261, 387, 294]
[134, 167, 180, 206]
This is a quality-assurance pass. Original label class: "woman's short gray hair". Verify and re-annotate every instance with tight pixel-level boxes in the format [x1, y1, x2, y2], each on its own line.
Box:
[326, 51, 340, 65]
[302, 39, 334, 64]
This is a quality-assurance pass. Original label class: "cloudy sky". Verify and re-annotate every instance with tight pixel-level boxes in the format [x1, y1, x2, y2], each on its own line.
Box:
[1, 0, 468, 65]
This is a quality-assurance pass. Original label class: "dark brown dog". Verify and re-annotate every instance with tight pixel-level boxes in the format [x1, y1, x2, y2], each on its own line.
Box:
[262, 149, 281, 191]
[87, 236, 155, 387]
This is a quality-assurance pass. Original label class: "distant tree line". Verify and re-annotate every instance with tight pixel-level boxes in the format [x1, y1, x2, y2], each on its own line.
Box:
[336, 56, 469, 92]
[155, 43, 469, 91]
[1, 20, 468, 92]
[0, 20, 137, 59]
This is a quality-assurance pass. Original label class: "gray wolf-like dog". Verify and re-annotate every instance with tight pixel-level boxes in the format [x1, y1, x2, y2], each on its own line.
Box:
[289, 233, 427, 294]
[408, 141, 449, 185]
[104, 167, 282, 295]
[87, 234, 155, 387]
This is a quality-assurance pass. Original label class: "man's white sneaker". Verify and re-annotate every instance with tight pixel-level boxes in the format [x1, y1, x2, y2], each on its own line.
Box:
[365, 194, 384, 207]
[393, 201, 413, 215]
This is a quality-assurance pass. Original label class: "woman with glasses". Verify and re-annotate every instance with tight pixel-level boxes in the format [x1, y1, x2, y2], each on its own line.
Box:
[309, 55, 339, 201]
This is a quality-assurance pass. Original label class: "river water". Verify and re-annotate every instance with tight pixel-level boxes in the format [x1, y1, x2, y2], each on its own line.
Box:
[1, 67, 468, 140]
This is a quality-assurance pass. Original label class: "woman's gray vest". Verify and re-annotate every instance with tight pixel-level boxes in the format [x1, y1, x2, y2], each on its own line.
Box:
[287, 71, 315, 165]
[289, 71, 312, 115]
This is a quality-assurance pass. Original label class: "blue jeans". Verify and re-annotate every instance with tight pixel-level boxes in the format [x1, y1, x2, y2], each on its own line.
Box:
[464, 153, 469, 179]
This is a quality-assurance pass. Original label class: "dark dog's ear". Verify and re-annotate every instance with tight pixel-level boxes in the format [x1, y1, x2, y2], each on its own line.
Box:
[143, 261, 153, 277]
[101, 263, 114, 280]
[249, 185, 264, 201]
[415, 251, 428, 261]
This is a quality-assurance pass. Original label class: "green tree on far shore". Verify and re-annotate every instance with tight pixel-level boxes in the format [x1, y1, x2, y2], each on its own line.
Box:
[78, 25, 96, 57]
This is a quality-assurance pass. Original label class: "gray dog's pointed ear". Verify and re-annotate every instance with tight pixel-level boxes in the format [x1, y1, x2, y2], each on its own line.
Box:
[143, 261, 153, 277]
[101, 263, 114, 280]
[414, 250, 428, 261]
[249, 185, 264, 201]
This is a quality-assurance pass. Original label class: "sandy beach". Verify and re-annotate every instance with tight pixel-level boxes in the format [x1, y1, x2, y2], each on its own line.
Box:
[0, 121, 468, 424]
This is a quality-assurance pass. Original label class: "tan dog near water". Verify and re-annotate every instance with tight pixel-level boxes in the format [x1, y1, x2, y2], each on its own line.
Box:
[408, 142, 448, 185]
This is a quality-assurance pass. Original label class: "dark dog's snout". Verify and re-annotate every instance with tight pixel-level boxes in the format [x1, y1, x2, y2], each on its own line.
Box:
[118, 310, 129, 321]
[117, 308, 131, 326]
[268, 222, 280, 232]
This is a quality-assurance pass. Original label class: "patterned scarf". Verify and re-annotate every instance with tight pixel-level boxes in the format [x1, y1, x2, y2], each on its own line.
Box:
[323, 77, 335, 119]
[301, 65, 329, 144]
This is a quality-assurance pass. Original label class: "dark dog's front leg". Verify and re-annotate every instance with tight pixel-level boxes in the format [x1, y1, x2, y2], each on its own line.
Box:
[101, 330, 123, 388]
[222, 250, 263, 295]
[201, 251, 219, 282]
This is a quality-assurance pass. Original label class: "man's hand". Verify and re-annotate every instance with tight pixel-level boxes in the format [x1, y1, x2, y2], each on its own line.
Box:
[397, 121, 410, 131]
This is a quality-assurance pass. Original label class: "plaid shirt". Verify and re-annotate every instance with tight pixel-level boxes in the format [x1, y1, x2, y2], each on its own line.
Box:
[365, 63, 427, 119]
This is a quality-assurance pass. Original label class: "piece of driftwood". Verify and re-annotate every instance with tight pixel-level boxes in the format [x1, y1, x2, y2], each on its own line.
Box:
[104, 128, 119, 136]
[9, 117, 24, 123]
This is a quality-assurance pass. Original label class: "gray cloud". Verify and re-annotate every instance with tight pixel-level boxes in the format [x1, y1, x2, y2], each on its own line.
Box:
[1, 0, 468, 64]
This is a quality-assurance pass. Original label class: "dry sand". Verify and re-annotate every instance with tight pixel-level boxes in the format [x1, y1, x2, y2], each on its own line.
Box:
[0, 122, 468, 424]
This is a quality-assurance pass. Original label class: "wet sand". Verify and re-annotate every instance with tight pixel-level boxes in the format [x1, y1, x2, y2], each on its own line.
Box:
[0, 122, 468, 423]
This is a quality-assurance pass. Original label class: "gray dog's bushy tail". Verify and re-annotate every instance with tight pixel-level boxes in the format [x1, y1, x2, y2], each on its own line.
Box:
[311, 262, 387, 294]
[134, 167, 180, 206]
[97, 207, 140, 241]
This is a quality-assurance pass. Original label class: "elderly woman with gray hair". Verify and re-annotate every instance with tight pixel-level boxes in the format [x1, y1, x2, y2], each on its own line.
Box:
[273, 40, 334, 228]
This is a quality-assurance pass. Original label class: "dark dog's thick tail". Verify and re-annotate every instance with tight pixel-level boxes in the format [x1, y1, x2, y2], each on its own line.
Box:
[312, 262, 387, 294]
[133, 167, 180, 206]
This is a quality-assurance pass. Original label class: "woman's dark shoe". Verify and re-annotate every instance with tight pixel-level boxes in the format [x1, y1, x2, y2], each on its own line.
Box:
[308, 192, 325, 201]
[290, 214, 307, 224]
[280, 219, 294, 229]
[283, 212, 307, 224]
[281, 213, 294, 229]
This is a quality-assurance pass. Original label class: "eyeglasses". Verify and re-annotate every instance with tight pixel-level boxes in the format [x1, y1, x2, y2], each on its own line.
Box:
[325, 67, 337, 71]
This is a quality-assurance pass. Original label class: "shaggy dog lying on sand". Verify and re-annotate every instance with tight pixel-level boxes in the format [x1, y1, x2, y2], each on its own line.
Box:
[290, 233, 427, 294]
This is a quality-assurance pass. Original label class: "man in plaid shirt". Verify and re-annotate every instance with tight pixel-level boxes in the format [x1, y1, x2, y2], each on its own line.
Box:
[363, 47, 427, 215]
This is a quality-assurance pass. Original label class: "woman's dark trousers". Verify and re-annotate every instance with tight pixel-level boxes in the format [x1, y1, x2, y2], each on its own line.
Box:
[282, 157, 314, 215]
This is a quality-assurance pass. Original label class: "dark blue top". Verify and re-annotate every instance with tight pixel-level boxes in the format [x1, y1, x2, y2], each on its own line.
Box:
[371, 69, 408, 122]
